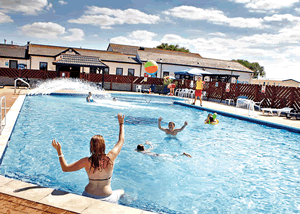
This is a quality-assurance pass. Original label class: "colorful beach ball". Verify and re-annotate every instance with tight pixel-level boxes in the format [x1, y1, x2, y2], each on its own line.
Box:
[144, 60, 158, 75]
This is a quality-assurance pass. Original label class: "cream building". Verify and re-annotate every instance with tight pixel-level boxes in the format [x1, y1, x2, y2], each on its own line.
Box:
[0, 42, 253, 82]
[251, 78, 300, 87]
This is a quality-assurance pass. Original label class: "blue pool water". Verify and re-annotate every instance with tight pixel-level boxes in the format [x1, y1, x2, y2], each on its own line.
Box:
[1, 93, 300, 213]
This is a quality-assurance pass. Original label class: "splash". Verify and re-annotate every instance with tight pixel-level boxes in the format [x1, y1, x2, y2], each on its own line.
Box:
[28, 78, 109, 98]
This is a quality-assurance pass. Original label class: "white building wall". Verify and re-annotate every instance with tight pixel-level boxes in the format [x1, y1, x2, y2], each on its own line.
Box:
[102, 61, 141, 76]
[31, 56, 56, 71]
[232, 71, 252, 83]
[0, 58, 30, 68]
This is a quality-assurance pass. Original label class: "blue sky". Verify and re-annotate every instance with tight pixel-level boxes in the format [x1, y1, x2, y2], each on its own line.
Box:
[1, 0, 300, 81]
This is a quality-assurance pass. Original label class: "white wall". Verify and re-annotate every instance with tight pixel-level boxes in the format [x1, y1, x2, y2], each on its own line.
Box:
[232, 71, 252, 83]
[31, 56, 56, 71]
[0, 58, 30, 68]
[102, 61, 141, 76]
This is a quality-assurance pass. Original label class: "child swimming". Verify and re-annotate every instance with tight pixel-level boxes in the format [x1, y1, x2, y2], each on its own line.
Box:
[204, 113, 219, 125]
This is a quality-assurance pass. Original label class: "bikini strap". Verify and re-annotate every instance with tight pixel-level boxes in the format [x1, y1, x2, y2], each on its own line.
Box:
[89, 177, 111, 181]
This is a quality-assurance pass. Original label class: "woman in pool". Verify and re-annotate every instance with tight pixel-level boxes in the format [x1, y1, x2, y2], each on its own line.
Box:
[136, 141, 191, 158]
[52, 113, 125, 204]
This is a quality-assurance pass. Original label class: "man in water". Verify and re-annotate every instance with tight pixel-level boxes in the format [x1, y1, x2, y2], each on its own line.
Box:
[136, 141, 191, 158]
[158, 117, 188, 136]
[86, 92, 93, 102]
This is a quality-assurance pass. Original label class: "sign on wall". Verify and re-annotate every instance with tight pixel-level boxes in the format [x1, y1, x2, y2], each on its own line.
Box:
[5, 62, 8, 66]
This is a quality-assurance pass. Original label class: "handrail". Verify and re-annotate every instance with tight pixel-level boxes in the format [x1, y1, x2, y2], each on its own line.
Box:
[14, 78, 30, 94]
[0, 96, 6, 135]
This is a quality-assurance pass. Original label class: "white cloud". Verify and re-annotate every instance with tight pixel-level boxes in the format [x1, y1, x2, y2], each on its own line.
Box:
[58, 0, 68, 5]
[0, 11, 13, 23]
[263, 14, 300, 22]
[164, 6, 266, 29]
[20, 22, 85, 41]
[20, 22, 65, 39]
[209, 32, 226, 37]
[295, 8, 300, 13]
[128, 30, 157, 40]
[229, 0, 299, 12]
[68, 7, 160, 28]
[61, 28, 84, 41]
[46, 3, 52, 11]
[110, 30, 160, 48]
[0, 0, 52, 15]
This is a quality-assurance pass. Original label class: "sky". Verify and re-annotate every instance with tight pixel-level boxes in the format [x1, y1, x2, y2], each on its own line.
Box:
[1, 0, 300, 81]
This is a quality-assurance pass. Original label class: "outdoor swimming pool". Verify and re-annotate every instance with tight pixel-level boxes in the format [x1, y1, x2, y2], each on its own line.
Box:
[0, 93, 300, 213]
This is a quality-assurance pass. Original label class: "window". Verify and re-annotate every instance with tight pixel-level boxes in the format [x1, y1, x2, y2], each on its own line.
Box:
[103, 67, 109, 74]
[90, 67, 97, 74]
[116, 68, 123, 75]
[128, 69, 134, 76]
[163, 71, 169, 77]
[40, 62, 48, 71]
[9, 60, 18, 69]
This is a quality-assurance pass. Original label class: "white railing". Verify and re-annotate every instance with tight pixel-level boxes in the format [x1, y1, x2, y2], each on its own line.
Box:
[14, 78, 30, 94]
[0, 96, 6, 135]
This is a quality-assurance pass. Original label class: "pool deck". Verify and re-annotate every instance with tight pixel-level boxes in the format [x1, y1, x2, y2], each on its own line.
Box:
[0, 87, 299, 213]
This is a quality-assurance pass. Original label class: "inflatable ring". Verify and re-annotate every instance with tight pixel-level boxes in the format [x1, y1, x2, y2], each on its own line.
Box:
[210, 119, 219, 125]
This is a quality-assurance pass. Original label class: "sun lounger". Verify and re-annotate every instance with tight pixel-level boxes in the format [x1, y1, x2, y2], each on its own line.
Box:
[261, 107, 293, 116]
[286, 110, 300, 119]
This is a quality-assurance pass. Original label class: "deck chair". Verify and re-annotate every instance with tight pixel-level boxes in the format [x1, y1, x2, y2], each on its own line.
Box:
[262, 107, 293, 116]
[286, 110, 300, 119]
[253, 99, 264, 111]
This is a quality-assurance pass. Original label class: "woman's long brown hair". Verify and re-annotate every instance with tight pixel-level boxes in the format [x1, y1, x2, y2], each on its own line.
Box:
[88, 135, 113, 173]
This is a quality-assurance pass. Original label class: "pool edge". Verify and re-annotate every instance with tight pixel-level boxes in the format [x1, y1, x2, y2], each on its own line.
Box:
[174, 101, 300, 134]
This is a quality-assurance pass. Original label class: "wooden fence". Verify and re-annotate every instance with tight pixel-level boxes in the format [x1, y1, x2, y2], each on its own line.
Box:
[0, 68, 57, 79]
[0, 68, 299, 110]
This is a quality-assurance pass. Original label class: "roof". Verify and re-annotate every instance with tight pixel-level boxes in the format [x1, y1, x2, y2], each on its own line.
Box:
[108, 43, 202, 58]
[282, 79, 300, 83]
[76, 49, 139, 64]
[28, 44, 139, 63]
[0, 45, 27, 58]
[53, 54, 107, 67]
[137, 50, 253, 73]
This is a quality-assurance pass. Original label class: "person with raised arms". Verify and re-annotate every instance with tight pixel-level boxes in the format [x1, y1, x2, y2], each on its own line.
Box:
[52, 113, 125, 204]
[158, 117, 188, 136]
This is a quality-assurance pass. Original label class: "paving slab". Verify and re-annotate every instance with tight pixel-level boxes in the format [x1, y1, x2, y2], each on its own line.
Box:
[0, 179, 53, 202]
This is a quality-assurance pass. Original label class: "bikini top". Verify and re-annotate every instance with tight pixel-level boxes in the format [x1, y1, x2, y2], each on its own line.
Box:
[89, 177, 111, 181]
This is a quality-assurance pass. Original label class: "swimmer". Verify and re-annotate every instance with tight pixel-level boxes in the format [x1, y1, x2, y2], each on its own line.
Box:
[86, 92, 94, 102]
[136, 141, 191, 158]
[204, 113, 219, 125]
[112, 98, 117, 102]
[158, 117, 188, 136]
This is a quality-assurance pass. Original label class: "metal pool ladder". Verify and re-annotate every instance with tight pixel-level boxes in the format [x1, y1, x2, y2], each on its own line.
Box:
[0, 96, 6, 135]
[14, 78, 30, 94]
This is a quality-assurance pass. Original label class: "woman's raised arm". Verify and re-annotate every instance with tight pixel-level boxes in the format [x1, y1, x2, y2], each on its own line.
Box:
[52, 139, 88, 172]
[108, 113, 125, 162]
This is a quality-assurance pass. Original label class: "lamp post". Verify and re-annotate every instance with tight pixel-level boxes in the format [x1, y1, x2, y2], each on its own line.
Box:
[160, 59, 162, 78]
